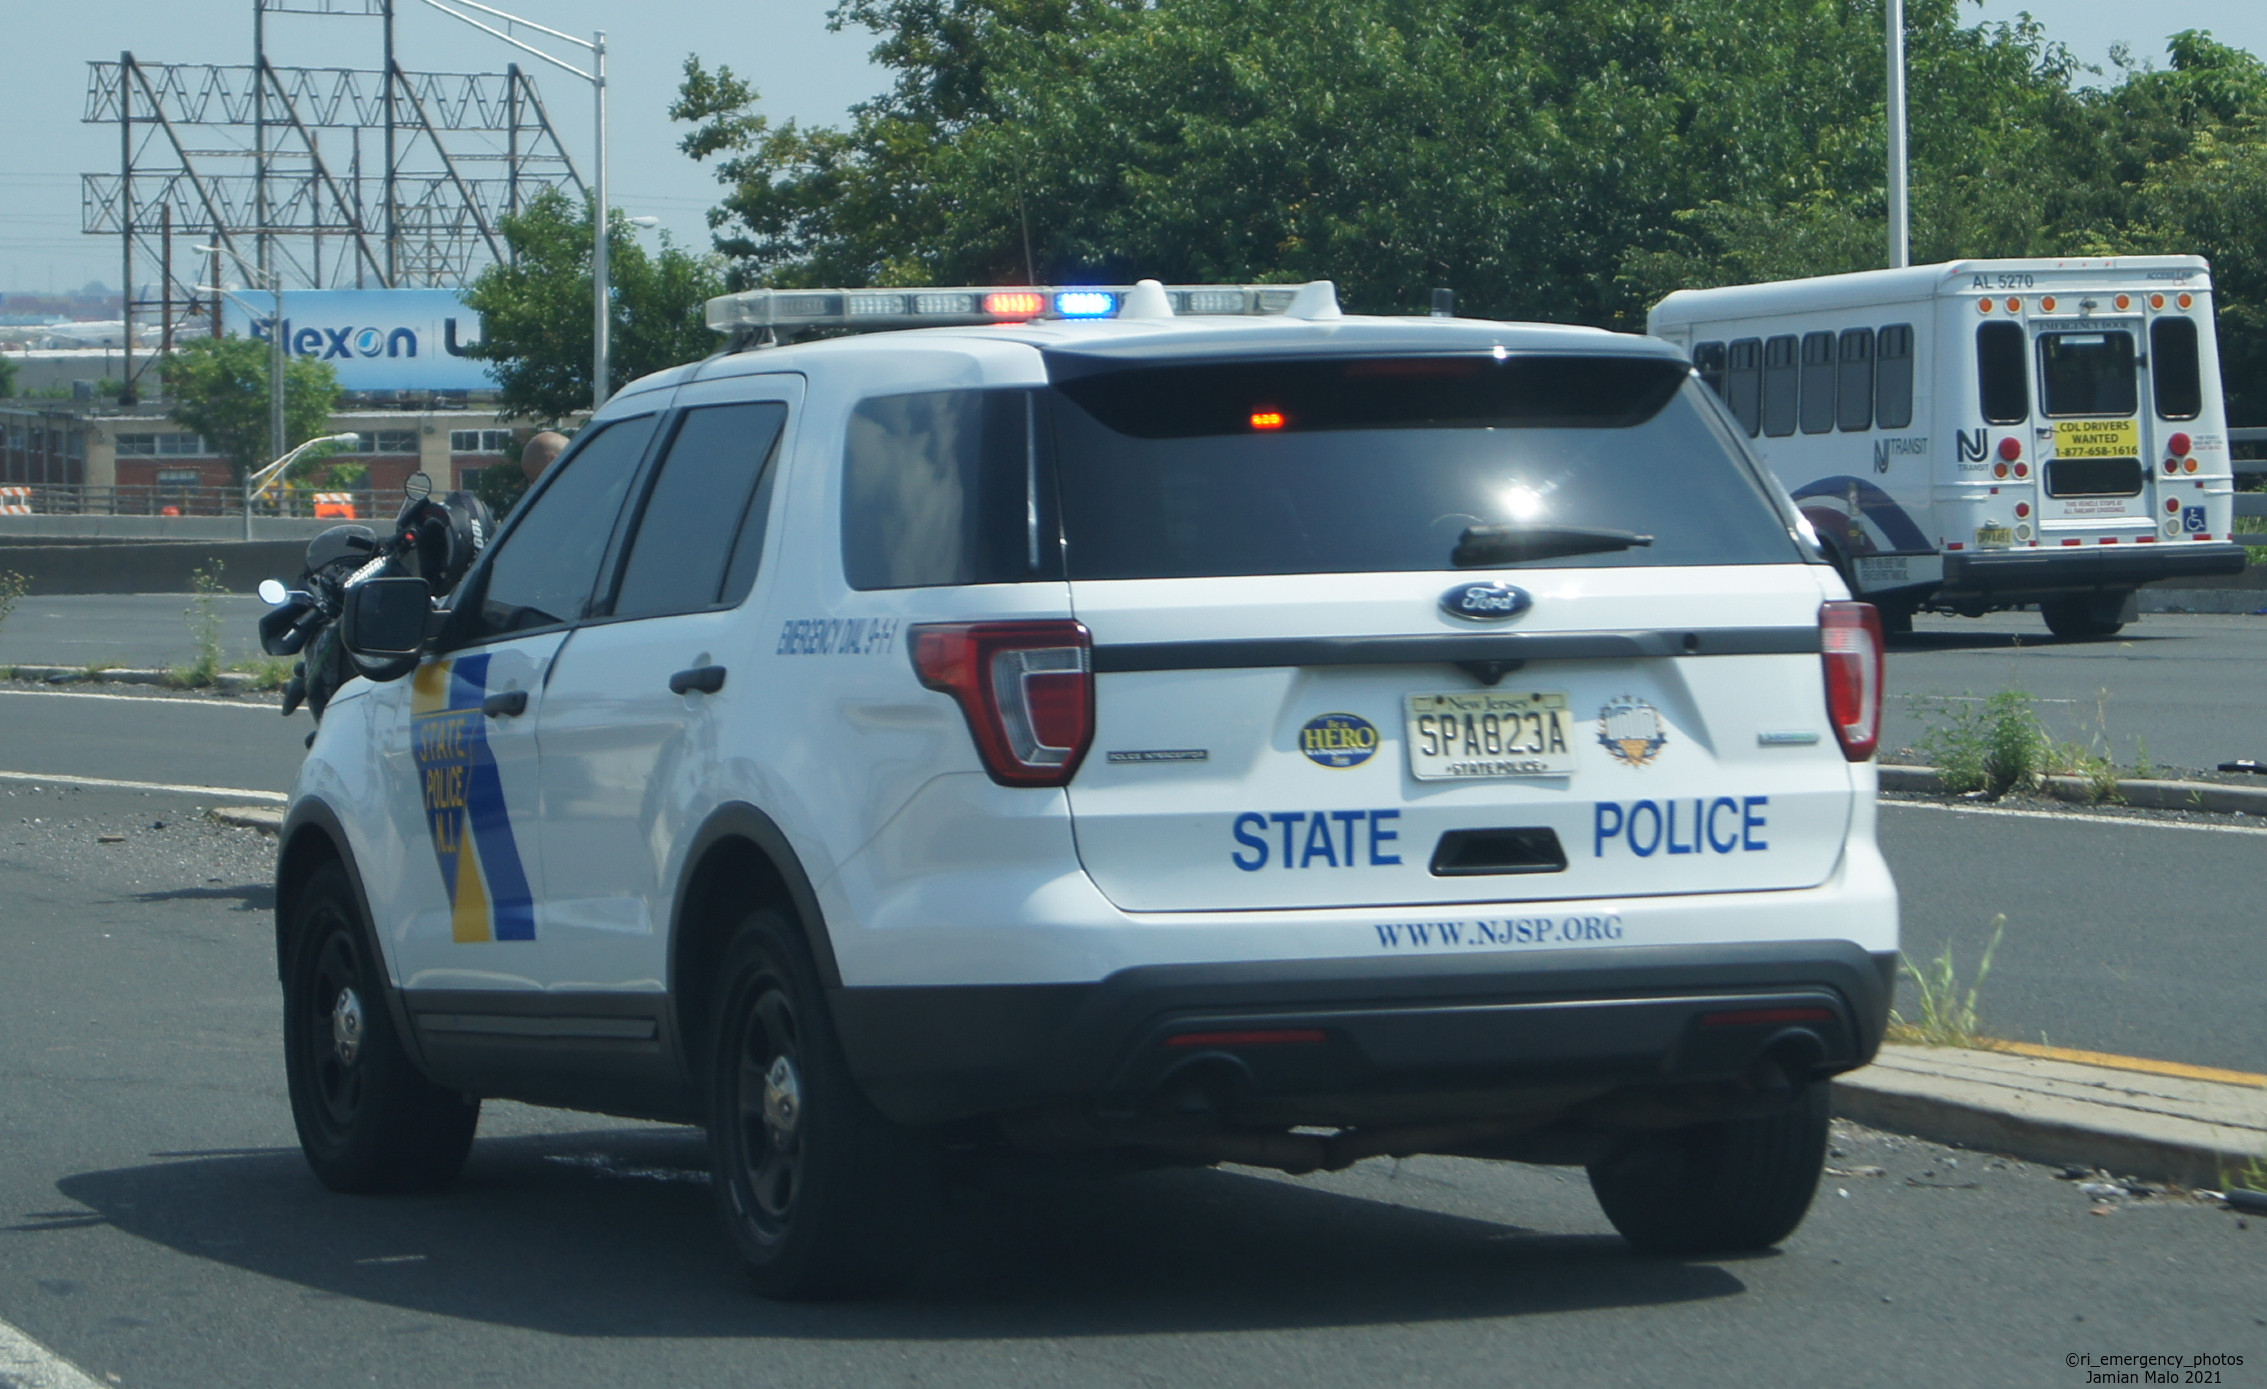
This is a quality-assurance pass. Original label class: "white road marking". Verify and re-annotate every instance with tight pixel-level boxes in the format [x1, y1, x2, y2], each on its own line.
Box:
[0, 687, 282, 712]
[0, 770, 287, 804]
[1882, 798, 2267, 837]
[0, 1315, 106, 1389]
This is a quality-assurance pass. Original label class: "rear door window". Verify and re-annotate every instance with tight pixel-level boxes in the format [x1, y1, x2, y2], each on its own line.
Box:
[1692, 341, 1727, 400]
[607, 402, 788, 620]
[2151, 317, 2203, 420]
[1044, 353, 1801, 578]
[1976, 321, 2030, 424]
[2038, 330, 2137, 417]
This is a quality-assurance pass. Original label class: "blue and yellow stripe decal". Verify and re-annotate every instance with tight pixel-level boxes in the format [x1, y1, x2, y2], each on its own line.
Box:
[411, 654, 537, 942]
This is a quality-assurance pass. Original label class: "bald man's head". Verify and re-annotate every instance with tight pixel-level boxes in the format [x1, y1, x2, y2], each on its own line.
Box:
[521, 430, 569, 482]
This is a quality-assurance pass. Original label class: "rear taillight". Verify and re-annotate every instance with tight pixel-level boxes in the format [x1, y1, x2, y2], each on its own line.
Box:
[911, 621, 1094, 786]
[1820, 602, 1884, 762]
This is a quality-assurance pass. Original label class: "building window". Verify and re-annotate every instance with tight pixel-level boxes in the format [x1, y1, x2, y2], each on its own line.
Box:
[156, 468, 202, 487]
[115, 432, 208, 457]
[450, 429, 514, 453]
[345, 430, 421, 455]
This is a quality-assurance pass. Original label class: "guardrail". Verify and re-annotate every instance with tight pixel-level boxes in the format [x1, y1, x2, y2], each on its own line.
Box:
[2230, 427, 2266, 522]
[0, 483, 379, 520]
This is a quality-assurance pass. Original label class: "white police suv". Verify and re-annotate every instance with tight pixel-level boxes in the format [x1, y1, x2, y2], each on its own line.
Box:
[278, 278, 1897, 1297]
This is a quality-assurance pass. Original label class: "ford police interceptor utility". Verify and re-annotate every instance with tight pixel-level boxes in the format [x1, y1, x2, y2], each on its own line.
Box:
[278, 277, 1898, 1297]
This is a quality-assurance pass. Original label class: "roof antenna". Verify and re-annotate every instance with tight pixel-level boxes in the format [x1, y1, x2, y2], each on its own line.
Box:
[1284, 281, 1342, 321]
[1121, 279, 1175, 319]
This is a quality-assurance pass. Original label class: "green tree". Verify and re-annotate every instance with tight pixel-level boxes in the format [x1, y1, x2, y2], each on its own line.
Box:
[673, 2, 2267, 419]
[161, 334, 342, 482]
[462, 190, 727, 424]
[0, 354, 17, 398]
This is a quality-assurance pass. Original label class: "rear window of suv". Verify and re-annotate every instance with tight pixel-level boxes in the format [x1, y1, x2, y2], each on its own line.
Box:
[1044, 353, 1801, 580]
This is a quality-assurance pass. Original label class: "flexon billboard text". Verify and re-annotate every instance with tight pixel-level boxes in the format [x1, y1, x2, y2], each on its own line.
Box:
[222, 289, 490, 393]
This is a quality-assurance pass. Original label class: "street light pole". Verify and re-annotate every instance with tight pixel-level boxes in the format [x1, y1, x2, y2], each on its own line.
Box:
[415, 0, 610, 412]
[196, 244, 287, 533]
[592, 30, 609, 407]
[1887, 0, 1910, 269]
[243, 432, 361, 541]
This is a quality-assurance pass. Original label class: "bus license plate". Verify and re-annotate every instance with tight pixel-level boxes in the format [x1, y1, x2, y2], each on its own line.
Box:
[1975, 525, 2014, 549]
[1406, 691, 1575, 780]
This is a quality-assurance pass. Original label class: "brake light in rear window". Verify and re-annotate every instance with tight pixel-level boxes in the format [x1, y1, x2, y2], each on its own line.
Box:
[1820, 602, 1883, 762]
[912, 621, 1094, 786]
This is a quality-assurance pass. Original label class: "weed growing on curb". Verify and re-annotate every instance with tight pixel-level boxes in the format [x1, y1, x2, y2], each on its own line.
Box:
[1888, 913, 2007, 1047]
[1911, 691, 2046, 796]
[2133, 736, 2154, 781]
[170, 564, 229, 688]
[0, 569, 27, 637]
[82, 660, 117, 681]
[234, 658, 293, 691]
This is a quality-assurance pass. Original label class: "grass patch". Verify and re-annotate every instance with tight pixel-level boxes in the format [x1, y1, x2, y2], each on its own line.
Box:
[82, 660, 117, 681]
[0, 569, 27, 638]
[231, 657, 294, 691]
[1887, 913, 2007, 1048]
[1910, 690, 2047, 797]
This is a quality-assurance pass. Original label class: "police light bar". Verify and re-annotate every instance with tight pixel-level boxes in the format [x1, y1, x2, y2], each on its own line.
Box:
[704, 279, 1342, 334]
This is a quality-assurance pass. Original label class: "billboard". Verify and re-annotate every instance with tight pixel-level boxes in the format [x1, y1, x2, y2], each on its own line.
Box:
[222, 288, 491, 393]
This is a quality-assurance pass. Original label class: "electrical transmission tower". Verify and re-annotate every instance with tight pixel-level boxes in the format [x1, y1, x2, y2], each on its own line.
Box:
[81, 0, 583, 401]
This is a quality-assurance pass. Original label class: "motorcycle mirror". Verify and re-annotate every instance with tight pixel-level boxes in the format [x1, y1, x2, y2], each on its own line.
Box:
[404, 471, 433, 500]
[338, 576, 432, 668]
[258, 578, 289, 606]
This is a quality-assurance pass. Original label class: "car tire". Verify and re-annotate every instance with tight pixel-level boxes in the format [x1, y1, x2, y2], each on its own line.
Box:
[283, 860, 479, 1194]
[1585, 1080, 1830, 1255]
[707, 908, 931, 1299]
[2040, 593, 2128, 641]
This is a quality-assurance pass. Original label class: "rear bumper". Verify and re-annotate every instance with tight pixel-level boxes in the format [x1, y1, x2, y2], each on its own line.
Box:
[1942, 542, 2246, 598]
[830, 939, 1896, 1126]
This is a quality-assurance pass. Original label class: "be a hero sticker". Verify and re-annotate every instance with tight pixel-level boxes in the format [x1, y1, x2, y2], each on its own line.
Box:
[1300, 712, 1379, 768]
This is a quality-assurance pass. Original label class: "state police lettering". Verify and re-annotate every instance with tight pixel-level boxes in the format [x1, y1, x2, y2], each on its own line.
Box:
[1231, 810, 1401, 870]
[1594, 797, 1768, 857]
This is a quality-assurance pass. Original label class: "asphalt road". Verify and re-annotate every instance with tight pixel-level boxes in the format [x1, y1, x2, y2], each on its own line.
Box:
[0, 687, 306, 795]
[0, 596, 277, 671]
[0, 786, 2260, 1388]
[1884, 610, 2267, 777]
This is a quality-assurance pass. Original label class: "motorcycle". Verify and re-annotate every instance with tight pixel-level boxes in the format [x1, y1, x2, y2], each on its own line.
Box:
[256, 472, 493, 727]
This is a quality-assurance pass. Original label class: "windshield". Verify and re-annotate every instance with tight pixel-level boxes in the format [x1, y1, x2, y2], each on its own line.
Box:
[1044, 354, 1801, 581]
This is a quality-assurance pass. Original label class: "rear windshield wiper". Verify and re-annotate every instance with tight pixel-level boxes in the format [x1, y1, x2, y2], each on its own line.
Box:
[1453, 524, 1655, 567]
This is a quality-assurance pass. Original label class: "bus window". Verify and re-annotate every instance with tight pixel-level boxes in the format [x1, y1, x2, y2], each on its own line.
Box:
[2151, 317, 2203, 420]
[1837, 328, 1875, 431]
[1876, 324, 1915, 429]
[1726, 338, 1763, 437]
[1693, 341, 1727, 400]
[1799, 331, 1836, 434]
[1761, 335, 1799, 437]
[2038, 330, 2137, 418]
[1976, 321, 2029, 424]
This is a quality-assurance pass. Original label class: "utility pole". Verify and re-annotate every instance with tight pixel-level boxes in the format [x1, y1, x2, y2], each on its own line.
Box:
[591, 30, 608, 406]
[1887, 0, 1910, 268]
[119, 52, 136, 405]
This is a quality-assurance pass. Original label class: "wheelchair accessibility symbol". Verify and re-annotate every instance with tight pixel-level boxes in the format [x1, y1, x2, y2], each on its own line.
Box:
[2183, 505, 2208, 534]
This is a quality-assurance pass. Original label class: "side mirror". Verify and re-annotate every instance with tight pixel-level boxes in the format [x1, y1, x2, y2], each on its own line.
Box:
[339, 577, 432, 666]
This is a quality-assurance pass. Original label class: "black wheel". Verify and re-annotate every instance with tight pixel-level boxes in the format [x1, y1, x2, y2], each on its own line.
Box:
[283, 861, 478, 1194]
[1586, 1081, 1830, 1255]
[1879, 602, 1915, 638]
[708, 909, 930, 1299]
[2040, 592, 2130, 641]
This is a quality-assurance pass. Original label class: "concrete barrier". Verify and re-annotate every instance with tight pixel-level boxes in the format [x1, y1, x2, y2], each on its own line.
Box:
[0, 540, 309, 594]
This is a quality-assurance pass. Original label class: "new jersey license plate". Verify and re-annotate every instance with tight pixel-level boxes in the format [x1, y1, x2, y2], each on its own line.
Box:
[1405, 691, 1576, 780]
[1975, 524, 2014, 549]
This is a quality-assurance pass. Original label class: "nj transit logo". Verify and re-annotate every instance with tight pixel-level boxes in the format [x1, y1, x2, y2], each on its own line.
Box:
[411, 655, 536, 943]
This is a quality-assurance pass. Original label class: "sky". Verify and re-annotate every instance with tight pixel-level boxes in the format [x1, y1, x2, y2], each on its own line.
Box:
[3, 0, 2265, 300]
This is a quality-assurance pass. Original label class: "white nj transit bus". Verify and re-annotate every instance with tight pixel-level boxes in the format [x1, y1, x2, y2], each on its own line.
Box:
[1649, 257, 2247, 639]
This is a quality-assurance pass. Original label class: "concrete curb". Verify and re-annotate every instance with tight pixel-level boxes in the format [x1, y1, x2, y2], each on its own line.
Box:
[6, 664, 258, 693]
[1833, 1044, 2267, 1190]
[208, 805, 286, 834]
[1879, 763, 2267, 816]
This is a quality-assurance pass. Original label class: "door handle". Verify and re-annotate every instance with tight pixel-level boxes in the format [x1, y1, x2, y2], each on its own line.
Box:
[481, 689, 529, 718]
[669, 665, 727, 695]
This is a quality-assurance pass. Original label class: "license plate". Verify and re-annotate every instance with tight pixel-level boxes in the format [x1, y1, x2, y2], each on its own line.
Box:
[1406, 691, 1575, 780]
[1975, 525, 2014, 549]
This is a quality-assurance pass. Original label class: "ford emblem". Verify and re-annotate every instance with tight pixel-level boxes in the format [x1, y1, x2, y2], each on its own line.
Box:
[1440, 581, 1532, 622]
